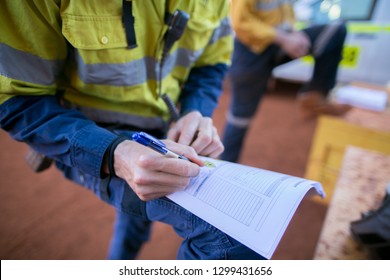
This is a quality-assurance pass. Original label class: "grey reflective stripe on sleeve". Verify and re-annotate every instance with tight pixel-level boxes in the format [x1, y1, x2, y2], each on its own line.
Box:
[208, 17, 233, 45]
[0, 43, 64, 85]
[160, 48, 203, 78]
[226, 112, 253, 128]
[78, 106, 167, 130]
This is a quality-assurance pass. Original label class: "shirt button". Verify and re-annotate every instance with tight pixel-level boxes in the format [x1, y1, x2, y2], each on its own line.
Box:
[101, 36, 108, 44]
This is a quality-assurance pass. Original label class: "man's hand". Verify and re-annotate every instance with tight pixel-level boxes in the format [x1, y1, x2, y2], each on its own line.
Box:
[113, 139, 201, 201]
[167, 111, 224, 158]
[275, 30, 311, 59]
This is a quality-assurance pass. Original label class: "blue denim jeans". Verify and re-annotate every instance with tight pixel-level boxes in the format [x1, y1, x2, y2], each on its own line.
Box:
[57, 163, 265, 260]
[221, 24, 347, 163]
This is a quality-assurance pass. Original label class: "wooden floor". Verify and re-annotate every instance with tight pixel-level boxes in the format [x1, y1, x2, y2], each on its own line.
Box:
[0, 80, 328, 260]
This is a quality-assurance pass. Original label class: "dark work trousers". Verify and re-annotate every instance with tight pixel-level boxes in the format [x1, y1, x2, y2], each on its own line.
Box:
[221, 23, 347, 163]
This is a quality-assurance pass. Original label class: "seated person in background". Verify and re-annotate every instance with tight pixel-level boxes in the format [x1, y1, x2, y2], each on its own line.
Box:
[221, 0, 351, 163]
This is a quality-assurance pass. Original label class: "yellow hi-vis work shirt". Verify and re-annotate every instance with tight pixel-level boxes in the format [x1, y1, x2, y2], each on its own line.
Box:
[0, 0, 233, 129]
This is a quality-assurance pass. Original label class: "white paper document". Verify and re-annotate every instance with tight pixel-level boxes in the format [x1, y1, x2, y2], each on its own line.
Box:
[167, 157, 325, 259]
[334, 85, 388, 111]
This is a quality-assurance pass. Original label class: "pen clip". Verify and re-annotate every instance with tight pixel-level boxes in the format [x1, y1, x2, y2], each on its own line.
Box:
[132, 132, 167, 154]
[132, 132, 190, 161]
[138, 132, 165, 147]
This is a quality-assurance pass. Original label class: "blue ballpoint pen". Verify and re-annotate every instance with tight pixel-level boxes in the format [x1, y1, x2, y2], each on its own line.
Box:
[132, 132, 190, 161]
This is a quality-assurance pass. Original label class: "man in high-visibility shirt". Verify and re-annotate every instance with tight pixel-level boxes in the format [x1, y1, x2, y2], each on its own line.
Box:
[0, 0, 264, 260]
[221, 0, 351, 163]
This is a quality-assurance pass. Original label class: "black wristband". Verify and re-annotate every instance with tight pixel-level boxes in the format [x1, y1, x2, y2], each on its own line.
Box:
[107, 136, 128, 177]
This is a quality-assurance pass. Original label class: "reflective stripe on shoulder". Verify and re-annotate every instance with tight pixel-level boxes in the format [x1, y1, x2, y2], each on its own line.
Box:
[0, 43, 63, 85]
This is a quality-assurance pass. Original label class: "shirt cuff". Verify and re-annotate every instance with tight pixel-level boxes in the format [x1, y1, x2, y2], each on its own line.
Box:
[71, 124, 118, 178]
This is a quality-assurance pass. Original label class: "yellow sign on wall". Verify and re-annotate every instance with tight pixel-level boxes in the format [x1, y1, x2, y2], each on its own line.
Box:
[301, 45, 360, 69]
[340, 45, 360, 68]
